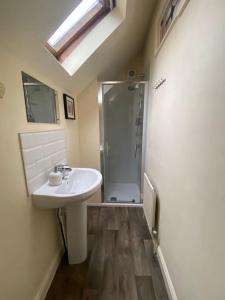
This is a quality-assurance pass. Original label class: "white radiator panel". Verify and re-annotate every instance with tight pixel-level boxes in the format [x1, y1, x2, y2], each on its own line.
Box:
[143, 172, 156, 234]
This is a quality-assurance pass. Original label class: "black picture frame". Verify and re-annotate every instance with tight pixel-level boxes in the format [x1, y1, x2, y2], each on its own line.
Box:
[63, 93, 75, 120]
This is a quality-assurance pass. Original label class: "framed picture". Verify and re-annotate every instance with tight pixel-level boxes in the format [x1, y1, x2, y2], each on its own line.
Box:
[155, 0, 190, 54]
[63, 94, 75, 120]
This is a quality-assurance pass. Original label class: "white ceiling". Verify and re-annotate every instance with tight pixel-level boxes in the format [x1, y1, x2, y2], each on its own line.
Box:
[0, 0, 155, 95]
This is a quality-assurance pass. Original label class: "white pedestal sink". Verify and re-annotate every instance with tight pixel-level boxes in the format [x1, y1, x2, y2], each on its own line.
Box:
[32, 168, 102, 264]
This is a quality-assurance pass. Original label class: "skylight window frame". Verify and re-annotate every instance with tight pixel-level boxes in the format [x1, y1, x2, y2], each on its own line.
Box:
[46, 0, 116, 61]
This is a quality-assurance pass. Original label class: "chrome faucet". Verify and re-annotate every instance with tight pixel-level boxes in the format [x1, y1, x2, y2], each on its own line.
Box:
[55, 164, 72, 179]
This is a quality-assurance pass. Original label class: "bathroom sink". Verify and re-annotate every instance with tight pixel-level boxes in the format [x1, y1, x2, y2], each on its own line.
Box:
[32, 168, 102, 265]
[32, 168, 102, 208]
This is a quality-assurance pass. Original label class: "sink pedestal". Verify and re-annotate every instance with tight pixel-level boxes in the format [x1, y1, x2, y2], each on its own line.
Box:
[66, 201, 87, 264]
[32, 168, 102, 265]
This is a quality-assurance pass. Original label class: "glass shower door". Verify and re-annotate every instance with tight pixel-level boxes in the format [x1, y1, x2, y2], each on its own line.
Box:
[101, 82, 145, 203]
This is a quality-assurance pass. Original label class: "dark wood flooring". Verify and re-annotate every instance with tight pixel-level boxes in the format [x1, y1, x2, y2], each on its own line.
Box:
[46, 207, 169, 300]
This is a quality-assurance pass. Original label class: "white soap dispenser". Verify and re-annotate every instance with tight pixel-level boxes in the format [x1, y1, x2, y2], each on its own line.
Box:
[49, 167, 62, 186]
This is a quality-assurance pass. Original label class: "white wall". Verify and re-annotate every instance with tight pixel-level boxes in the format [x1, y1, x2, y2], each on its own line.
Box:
[116, 52, 145, 80]
[77, 81, 101, 203]
[0, 46, 79, 300]
[144, 0, 225, 299]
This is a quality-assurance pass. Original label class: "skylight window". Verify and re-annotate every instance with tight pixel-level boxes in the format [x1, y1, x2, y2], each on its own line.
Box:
[46, 0, 115, 61]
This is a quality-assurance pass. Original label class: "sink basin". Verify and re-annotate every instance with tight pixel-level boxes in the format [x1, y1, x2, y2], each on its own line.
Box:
[32, 168, 102, 208]
[32, 168, 102, 265]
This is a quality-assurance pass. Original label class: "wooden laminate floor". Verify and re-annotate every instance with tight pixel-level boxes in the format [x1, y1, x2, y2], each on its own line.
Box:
[46, 207, 169, 300]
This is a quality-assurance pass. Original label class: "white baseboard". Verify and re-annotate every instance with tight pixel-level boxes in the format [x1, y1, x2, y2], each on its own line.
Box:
[87, 203, 143, 207]
[34, 248, 64, 300]
[157, 246, 178, 300]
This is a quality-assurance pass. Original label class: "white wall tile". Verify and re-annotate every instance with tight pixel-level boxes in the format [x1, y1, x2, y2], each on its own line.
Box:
[25, 163, 37, 180]
[28, 173, 47, 194]
[32, 132, 48, 146]
[20, 130, 67, 194]
[20, 133, 34, 149]
[37, 157, 51, 172]
[23, 146, 44, 165]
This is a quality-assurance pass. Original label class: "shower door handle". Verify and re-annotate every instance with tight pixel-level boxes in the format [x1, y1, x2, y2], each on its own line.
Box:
[105, 141, 110, 157]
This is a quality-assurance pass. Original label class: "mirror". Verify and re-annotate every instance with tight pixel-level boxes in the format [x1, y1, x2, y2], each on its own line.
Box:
[22, 72, 59, 124]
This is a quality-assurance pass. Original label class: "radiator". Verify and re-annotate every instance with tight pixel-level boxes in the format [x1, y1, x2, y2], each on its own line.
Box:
[143, 172, 157, 237]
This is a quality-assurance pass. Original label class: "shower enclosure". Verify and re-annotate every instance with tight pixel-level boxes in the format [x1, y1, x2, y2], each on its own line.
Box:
[99, 81, 147, 204]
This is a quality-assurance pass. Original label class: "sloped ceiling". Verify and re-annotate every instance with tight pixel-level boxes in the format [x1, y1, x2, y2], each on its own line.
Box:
[0, 0, 155, 95]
